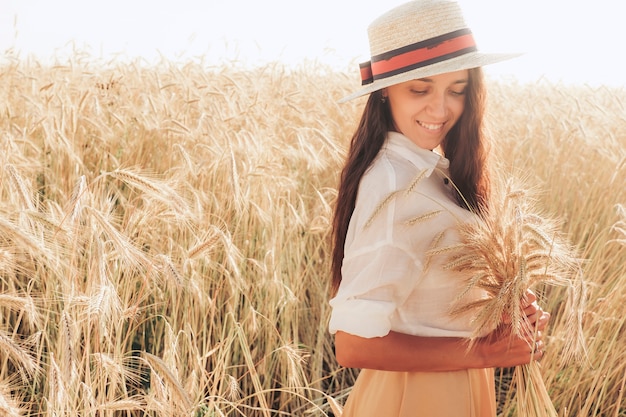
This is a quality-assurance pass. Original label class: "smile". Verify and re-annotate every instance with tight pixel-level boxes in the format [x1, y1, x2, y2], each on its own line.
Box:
[418, 121, 444, 131]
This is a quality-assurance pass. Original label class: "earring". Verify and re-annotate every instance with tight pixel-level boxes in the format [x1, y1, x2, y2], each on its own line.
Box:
[381, 96, 387, 104]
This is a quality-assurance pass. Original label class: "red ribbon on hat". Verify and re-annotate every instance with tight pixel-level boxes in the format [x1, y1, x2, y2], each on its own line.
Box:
[360, 28, 477, 85]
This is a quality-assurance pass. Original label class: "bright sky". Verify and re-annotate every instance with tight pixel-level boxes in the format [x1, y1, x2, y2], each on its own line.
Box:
[1, 0, 624, 86]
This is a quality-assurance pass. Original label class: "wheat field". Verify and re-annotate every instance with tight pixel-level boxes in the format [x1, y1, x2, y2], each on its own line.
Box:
[0, 54, 624, 416]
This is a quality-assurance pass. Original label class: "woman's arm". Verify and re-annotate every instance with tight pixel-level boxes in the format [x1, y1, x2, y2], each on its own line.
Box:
[334, 292, 550, 371]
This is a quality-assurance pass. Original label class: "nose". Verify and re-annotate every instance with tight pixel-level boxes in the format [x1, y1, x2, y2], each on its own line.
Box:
[427, 93, 448, 118]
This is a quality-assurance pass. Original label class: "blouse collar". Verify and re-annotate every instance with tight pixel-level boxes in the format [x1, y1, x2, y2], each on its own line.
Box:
[383, 132, 450, 176]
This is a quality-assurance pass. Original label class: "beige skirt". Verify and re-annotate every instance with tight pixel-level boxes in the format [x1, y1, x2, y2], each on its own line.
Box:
[335, 368, 495, 417]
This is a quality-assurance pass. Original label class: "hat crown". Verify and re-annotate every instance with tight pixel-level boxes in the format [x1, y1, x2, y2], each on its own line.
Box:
[338, 0, 520, 102]
[368, 0, 468, 57]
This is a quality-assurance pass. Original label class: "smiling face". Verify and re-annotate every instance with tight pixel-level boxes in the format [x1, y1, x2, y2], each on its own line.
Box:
[383, 69, 469, 150]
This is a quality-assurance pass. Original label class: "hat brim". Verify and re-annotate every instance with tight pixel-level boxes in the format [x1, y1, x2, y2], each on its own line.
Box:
[338, 51, 521, 103]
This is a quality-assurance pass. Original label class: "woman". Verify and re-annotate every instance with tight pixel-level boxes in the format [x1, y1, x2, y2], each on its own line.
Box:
[329, 1, 550, 416]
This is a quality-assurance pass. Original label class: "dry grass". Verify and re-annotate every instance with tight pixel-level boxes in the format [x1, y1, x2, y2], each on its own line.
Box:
[0, 52, 624, 416]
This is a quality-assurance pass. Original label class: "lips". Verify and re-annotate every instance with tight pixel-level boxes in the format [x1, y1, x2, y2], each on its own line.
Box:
[417, 121, 444, 131]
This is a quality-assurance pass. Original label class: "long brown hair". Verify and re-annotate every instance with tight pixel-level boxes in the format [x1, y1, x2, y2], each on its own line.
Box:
[330, 67, 490, 295]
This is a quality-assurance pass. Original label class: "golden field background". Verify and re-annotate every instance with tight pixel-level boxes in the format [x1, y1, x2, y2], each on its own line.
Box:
[0, 55, 624, 416]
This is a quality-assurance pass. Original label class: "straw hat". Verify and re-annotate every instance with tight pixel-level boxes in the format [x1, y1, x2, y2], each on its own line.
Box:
[340, 0, 519, 102]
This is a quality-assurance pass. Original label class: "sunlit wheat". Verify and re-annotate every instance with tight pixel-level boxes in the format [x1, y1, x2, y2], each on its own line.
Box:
[0, 54, 623, 416]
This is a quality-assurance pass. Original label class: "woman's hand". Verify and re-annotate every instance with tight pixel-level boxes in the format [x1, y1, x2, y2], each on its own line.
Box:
[476, 289, 551, 368]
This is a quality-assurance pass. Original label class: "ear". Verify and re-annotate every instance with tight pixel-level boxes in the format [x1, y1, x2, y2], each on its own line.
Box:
[381, 88, 388, 98]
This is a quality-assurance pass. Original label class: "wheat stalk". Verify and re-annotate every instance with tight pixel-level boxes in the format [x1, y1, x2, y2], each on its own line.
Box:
[67, 175, 88, 225]
[405, 168, 429, 195]
[404, 209, 443, 226]
[0, 381, 25, 417]
[440, 176, 586, 417]
[0, 294, 39, 330]
[0, 332, 37, 377]
[97, 398, 145, 413]
[107, 169, 189, 216]
[363, 190, 401, 229]
[142, 352, 193, 413]
[5, 164, 35, 212]
[609, 204, 626, 245]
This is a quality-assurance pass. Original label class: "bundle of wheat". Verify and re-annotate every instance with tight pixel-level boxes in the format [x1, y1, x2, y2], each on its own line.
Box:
[441, 176, 587, 417]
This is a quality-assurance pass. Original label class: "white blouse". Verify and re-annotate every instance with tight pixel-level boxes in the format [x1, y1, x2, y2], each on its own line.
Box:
[329, 132, 485, 339]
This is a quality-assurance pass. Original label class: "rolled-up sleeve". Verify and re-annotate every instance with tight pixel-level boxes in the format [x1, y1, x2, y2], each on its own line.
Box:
[328, 244, 422, 338]
[328, 144, 429, 338]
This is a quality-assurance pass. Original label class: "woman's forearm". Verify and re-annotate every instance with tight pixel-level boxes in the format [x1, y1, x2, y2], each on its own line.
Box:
[334, 291, 550, 371]
[334, 309, 549, 372]
[334, 330, 486, 372]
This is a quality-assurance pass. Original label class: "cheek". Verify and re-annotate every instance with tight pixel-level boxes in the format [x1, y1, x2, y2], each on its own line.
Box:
[400, 100, 423, 118]
[451, 101, 466, 123]
[389, 104, 411, 128]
